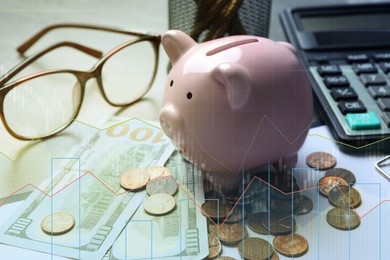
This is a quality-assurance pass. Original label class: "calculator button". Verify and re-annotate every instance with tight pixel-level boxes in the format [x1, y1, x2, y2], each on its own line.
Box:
[380, 62, 390, 73]
[368, 86, 390, 99]
[360, 74, 386, 86]
[345, 112, 381, 130]
[330, 88, 357, 101]
[338, 100, 366, 114]
[383, 112, 390, 127]
[378, 98, 390, 111]
[347, 54, 368, 63]
[374, 53, 390, 62]
[318, 65, 341, 76]
[324, 75, 349, 88]
[353, 63, 377, 74]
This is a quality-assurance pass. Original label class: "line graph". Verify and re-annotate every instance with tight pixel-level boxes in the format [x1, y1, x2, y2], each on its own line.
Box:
[0, 168, 388, 228]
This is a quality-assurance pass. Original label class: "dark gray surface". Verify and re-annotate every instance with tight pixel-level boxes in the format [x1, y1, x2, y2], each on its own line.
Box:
[268, 0, 387, 41]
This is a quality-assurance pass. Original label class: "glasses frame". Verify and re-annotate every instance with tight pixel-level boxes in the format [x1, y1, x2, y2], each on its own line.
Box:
[0, 24, 161, 140]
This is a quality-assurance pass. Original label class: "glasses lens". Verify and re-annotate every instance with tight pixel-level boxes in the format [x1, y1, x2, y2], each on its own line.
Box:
[3, 73, 81, 139]
[101, 40, 156, 105]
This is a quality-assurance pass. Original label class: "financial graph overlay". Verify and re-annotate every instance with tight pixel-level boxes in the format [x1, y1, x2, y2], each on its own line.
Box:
[0, 118, 388, 259]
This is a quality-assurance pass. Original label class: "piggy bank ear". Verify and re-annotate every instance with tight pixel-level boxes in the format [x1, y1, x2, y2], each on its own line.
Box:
[162, 30, 197, 65]
[212, 63, 252, 110]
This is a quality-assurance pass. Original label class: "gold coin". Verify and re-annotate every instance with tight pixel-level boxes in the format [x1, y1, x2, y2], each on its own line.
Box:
[146, 166, 172, 180]
[238, 237, 274, 260]
[207, 234, 221, 259]
[294, 195, 313, 215]
[41, 212, 75, 235]
[201, 201, 232, 220]
[325, 168, 356, 185]
[319, 176, 348, 197]
[146, 176, 178, 196]
[143, 193, 176, 216]
[273, 233, 309, 257]
[248, 212, 269, 235]
[326, 207, 361, 230]
[306, 152, 337, 170]
[218, 257, 237, 260]
[120, 168, 149, 190]
[214, 223, 247, 244]
[328, 185, 361, 208]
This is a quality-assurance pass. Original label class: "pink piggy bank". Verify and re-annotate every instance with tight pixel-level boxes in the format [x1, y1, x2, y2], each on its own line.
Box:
[159, 30, 312, 187]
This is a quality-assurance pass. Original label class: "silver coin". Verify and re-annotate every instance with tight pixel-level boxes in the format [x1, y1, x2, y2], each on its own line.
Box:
[146, 176, 178, 196]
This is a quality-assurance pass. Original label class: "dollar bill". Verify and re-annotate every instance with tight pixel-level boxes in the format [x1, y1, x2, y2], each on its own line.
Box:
[108, 151, 208, 260]
[0, 118, 175, 259]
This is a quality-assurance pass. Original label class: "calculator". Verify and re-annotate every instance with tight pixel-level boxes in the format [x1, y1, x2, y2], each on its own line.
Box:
[280, 2, 390, 152]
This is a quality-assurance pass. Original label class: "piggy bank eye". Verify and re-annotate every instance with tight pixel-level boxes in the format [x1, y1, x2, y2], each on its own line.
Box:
[170, 80, 174, 87]
[187, 92, 192, 99]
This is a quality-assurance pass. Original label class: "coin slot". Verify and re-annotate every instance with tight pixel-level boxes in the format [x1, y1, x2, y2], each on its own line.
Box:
[206, 38, 259, 56]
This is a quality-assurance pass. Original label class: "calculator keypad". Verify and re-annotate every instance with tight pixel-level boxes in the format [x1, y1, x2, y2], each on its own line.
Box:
[311, 50, 390, 134]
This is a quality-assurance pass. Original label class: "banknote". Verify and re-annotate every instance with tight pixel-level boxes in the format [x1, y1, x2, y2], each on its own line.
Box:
[108, 151, 208, 260]
[0, 118, 175, 259]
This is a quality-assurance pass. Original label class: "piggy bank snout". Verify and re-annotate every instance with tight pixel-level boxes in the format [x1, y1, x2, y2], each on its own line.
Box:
[159, 103, 183, 139]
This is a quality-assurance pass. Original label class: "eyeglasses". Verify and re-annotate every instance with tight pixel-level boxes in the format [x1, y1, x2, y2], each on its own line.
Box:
[0, 24, 160, 140]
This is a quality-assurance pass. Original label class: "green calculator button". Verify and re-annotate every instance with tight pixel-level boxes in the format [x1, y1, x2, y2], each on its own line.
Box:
[345, 112, 381, 130]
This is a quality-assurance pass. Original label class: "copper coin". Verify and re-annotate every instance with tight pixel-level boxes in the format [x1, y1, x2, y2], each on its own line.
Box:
[143, 193, 176, 216]
[146, 176, 178, 196]
[262, 211, 296, 235]
[326, 207, 361, 230]
[328, 185, 361, 208]
[238, 237, 274, 260]
[146, 166, 172, 180]
[201, 201, 232, 220]
[248, 212, 269, 235]
[294, 195, 313, 215]
[273, 233, 309, 257]
[306, 152, 337, 170]
[270, 251, 280, 260]
[207, 234, 221, 259]
[325, 168, 356, 185]
[120, 168, 149, 190]
[41, 212, 75, 235]
[214, 223, 247, 244]
[208, 223, 218, 235]
[318, 176, 348, 197]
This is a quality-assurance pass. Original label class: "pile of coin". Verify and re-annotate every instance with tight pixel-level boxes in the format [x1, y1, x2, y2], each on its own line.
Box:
[119, 166, 178, 216]
[306, 151, 362, 230]
[203, 166, 312, 259]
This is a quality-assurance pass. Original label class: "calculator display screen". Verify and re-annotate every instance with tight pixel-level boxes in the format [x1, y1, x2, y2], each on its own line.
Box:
[301, 13, 390, 32]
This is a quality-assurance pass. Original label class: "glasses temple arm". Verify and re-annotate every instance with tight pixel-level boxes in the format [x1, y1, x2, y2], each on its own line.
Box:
[17, 23, 151, 55]
[1, 41, 102, 85]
